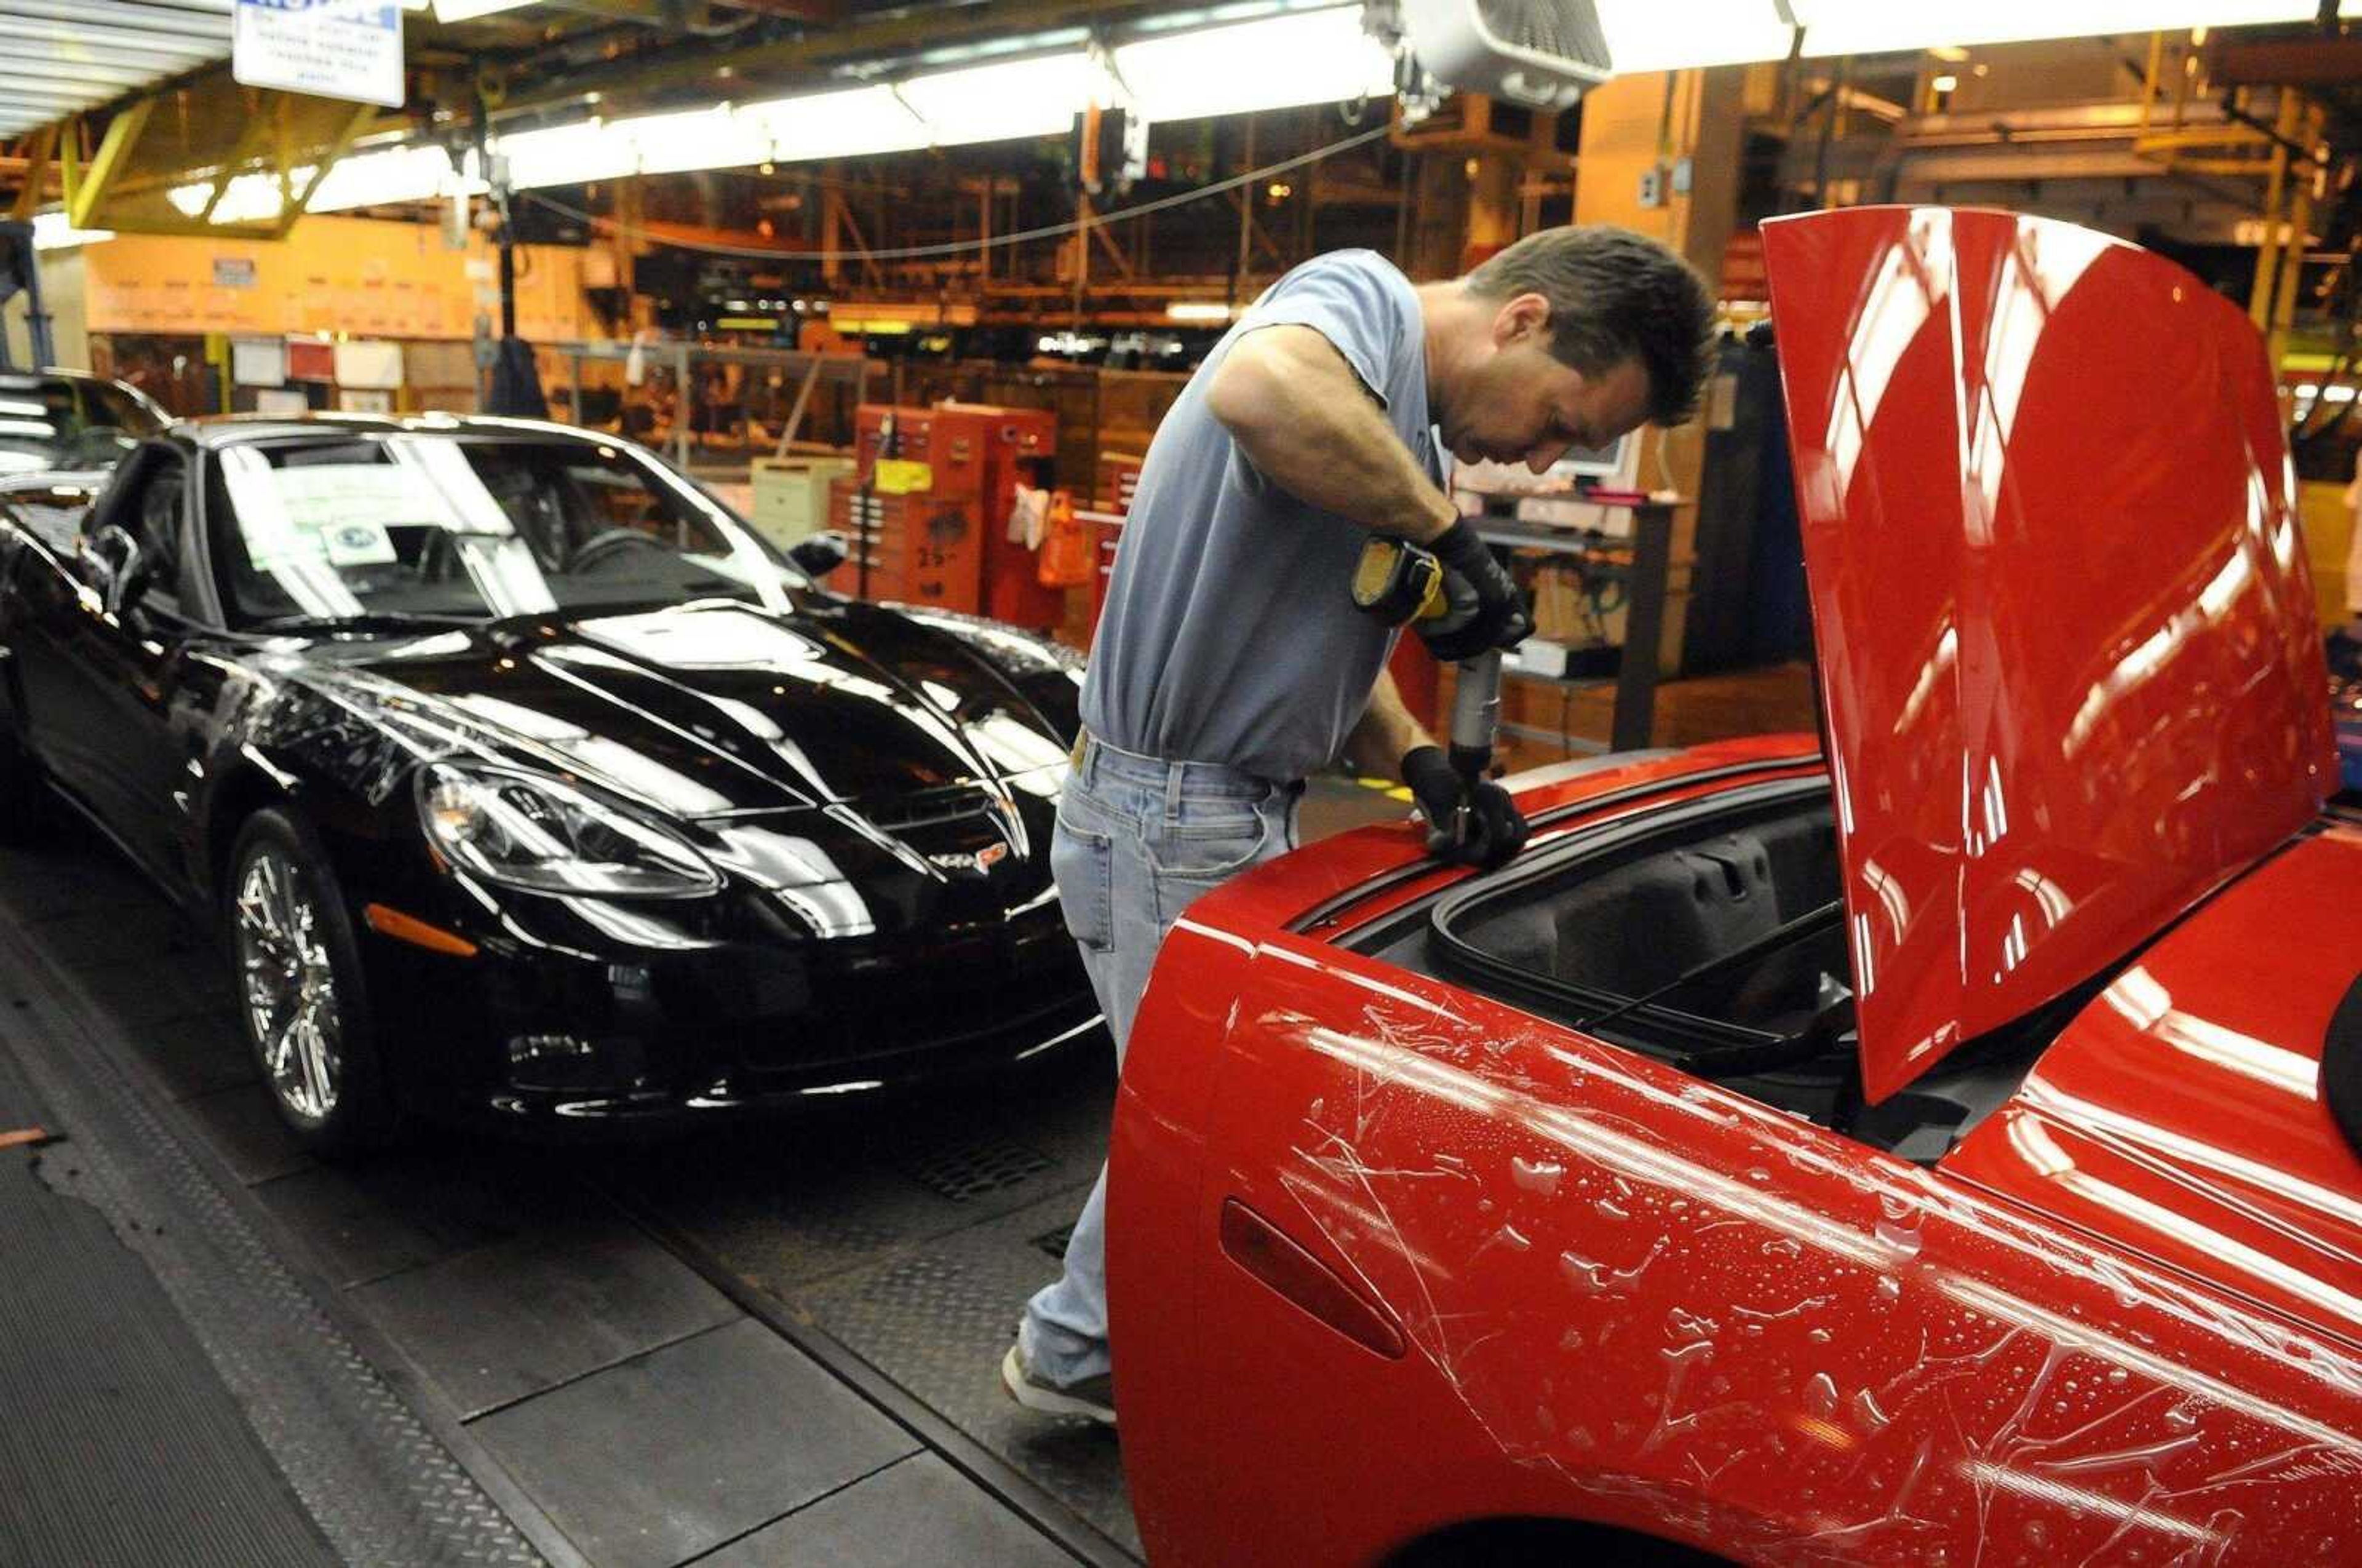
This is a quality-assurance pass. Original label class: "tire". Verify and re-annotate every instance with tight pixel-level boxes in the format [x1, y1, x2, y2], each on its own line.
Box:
[225, 808, 400, 1155]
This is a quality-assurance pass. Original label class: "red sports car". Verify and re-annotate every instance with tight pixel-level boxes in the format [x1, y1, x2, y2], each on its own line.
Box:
[1108, 207, 2362, 1566]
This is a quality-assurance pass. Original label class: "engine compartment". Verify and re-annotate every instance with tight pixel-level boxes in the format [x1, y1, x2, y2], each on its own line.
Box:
[1351, 778, 2066, 1163]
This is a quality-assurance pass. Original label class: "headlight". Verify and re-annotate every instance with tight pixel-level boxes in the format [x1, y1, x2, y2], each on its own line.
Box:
[417, 763, 722, 899]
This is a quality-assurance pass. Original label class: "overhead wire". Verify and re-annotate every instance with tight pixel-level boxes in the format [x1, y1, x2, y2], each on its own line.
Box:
[517, 119, 1395, 263]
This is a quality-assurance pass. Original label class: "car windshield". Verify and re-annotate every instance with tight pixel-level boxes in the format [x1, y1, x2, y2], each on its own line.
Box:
[208, 433, 804, 627]
[0, 481, 103, 553]
[0, 375, 165, 477]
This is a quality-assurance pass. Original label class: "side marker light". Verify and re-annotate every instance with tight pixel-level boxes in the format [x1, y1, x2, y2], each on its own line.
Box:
[1220, 1198, 1406, 1359]
[364, 904, 479, 958]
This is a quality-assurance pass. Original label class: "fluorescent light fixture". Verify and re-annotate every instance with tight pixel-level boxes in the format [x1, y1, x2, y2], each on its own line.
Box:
[1592, 0, 1795, 71]
[1166, 301, 1234, 322]
[499, 118, 638, 188]
[1588, 0, 2360, 71]
[31, 211, 113, 249]
[1788, 1, 2352, 58]
[626, 107, 772, 176]
[169, 172, 277, 223]
[741, 87, 929, 164]
[1115, 8, 1395, 122]
[892, 52, 1097, 145]
[166, 145, 480, 225]
[310, 145, 483, 212]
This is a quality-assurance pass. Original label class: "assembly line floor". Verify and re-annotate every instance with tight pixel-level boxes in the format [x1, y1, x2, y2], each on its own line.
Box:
[0, 644, 1819, 1564]
[0, 774, 1420, 1567]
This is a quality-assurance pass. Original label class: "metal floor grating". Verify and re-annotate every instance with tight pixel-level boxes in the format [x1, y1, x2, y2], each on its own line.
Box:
[896, 1136, 1056, 1203]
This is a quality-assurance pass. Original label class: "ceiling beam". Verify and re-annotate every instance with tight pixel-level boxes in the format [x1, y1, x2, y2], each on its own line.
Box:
[2205, 38, 2362, 87]
[68, 95, 153, 228]
[9, 127, 58, 220]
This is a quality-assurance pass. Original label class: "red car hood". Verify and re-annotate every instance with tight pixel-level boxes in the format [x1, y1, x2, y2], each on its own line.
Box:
[1762, 207, 2333, 1103]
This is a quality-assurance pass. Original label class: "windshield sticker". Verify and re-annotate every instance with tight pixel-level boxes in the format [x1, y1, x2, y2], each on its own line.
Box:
[322, 518, 398, 567]
[234, 463, 455, 568]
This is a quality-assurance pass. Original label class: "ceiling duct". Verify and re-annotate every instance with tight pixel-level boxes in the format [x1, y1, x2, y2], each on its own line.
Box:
[1390, 0, 1612, 111]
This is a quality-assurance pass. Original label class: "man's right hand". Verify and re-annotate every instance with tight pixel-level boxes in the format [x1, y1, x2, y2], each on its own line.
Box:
[1422, 520, 1533, 663]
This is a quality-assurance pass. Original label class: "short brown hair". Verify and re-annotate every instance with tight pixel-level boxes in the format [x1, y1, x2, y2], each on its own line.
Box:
[1465, 226, 1716, 425]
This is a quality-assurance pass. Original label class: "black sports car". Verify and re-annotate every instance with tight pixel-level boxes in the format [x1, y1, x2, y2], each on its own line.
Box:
[0, 368, 167, 482]
[0, 415, 1100, 1150]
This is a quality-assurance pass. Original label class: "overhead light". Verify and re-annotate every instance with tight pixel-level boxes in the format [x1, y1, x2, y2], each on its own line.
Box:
[30, 212, 113, 250]
[1113, 9, 1395, 122]
[627, 107, 770, 176]
[1787, 1, 2349, 59]
[499, 117, 638, 188]
[311, 145, 482, 212]
[432, 0, 538, 20]
[1591, 0, 1795, 71]
[1931, 72, 1959, 92]
[1166, 301, 1233, 322]
[169, 172, 289, 224]
[167, 146, 481, 225]
[892, 52, 1096, 145]
[739, 87, 929, 164]
[1592, 0, 2356, 70]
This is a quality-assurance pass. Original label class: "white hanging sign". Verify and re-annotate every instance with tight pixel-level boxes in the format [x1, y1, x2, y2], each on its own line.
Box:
[233, 0, 405, 110]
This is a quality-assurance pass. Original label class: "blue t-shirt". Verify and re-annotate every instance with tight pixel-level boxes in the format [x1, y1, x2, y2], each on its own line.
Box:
[1081, 250, 1443, 783]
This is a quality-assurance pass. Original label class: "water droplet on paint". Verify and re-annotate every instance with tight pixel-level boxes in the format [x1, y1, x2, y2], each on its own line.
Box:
[1511, 1155, 1564, 1196]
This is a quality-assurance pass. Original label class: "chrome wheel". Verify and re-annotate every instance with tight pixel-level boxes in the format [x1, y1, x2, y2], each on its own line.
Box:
[234, 847, 343, 1123]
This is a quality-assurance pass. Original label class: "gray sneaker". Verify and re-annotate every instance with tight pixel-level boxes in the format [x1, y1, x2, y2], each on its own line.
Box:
[999, 1344, 1116, 1426]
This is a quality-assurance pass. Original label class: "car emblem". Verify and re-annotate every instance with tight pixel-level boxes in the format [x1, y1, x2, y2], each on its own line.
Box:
[929, 842, 1009, 877]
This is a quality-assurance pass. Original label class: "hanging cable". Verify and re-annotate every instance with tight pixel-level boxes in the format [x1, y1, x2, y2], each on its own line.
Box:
[517, 121, 1394, 263]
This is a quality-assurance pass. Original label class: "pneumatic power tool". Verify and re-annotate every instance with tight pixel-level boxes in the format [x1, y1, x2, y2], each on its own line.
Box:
[1350, 535, 1507, 858]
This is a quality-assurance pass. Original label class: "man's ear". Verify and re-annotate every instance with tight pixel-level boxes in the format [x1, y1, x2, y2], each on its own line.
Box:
[1491, 291, 1553, 348]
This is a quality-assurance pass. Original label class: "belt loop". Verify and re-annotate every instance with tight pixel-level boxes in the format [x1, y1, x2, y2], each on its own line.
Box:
[1163, 761, 1185, 821]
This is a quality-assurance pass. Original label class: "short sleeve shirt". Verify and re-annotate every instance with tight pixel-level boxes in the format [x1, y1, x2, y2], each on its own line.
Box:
[1080, 250, 1442, 782]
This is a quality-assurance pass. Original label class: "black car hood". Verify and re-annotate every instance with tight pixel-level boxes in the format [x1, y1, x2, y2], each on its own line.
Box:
[288, 597, 1078, 818]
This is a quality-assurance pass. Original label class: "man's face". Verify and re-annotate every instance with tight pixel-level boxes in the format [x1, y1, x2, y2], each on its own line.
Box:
[1438, 293, 1655, 474]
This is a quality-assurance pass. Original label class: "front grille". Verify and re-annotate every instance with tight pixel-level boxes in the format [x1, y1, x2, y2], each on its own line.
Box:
[859, 786, 999, 834]
[733, 932, 1093, 1078]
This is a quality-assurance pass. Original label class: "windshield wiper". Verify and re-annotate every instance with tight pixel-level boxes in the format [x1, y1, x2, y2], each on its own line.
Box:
[250, 610, 482, 634]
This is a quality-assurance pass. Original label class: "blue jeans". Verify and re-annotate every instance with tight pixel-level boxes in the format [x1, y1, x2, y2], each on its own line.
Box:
[1019, 733, 1300, 1389]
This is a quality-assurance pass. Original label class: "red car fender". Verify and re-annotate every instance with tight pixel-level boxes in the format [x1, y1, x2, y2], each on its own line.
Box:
[1120, 924, 2362, 1566]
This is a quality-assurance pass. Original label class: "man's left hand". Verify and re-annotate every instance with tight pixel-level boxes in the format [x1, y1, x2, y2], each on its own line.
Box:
[1402, 745, 1529, 870]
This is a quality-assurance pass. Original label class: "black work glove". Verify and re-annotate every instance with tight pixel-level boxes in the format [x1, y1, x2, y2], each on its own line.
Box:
[1402, 744, 1529, 870]
[1420, 520, 1533, 664]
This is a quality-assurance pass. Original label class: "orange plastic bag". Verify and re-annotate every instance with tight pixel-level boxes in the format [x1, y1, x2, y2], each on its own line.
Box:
[1036, 490, 1095, 588]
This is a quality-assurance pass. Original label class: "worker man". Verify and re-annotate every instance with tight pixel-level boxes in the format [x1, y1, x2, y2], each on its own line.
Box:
[1000, 226, 1716, 1425]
